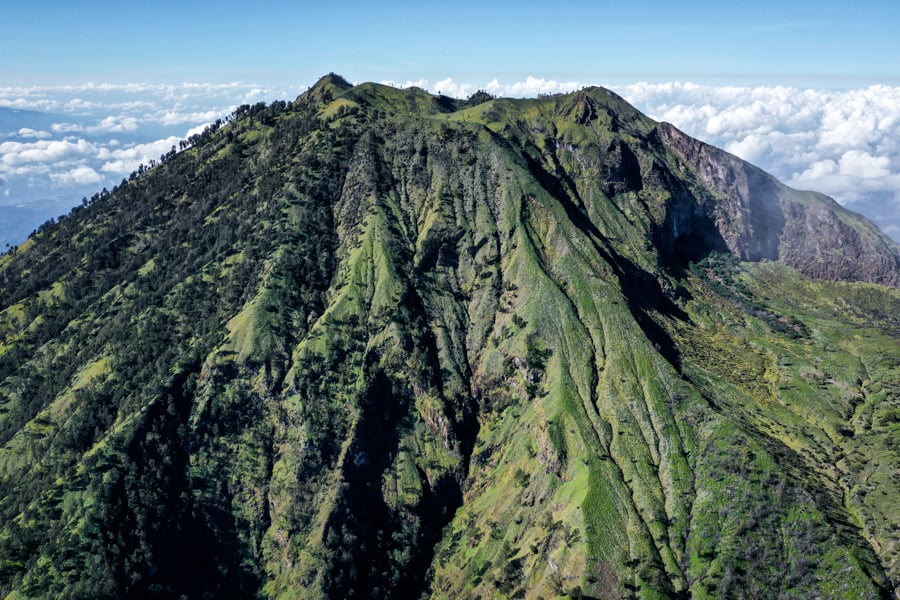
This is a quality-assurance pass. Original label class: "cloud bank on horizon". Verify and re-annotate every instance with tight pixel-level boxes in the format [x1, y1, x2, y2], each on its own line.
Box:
[0, 82, 305, 240]
[1, 77, 898, 245]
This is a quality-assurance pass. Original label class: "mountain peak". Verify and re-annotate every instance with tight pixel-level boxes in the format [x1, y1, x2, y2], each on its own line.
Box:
[300, 72, 353, 104]
[0, 76, 897, 599]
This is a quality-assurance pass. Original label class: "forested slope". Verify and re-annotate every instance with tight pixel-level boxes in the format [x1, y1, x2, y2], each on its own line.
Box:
[0, 74, 898, 599]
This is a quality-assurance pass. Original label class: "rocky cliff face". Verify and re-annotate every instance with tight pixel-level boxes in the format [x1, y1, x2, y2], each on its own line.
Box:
[0, 76, 897, 599]
[658, 121, 900, 286]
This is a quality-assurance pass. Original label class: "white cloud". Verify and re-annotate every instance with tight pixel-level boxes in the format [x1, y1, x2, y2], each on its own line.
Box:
[184, 123, 211, 138]
[379, 78, 429, 91]
[52, 122, 85, 133]
[16, 128, 51, 139]
[49, 166, 103, 187]
[0, 96, 58, 111]
[99, 136, 183, 175]
[91, 115, 140, 132]
[433, 78, 474, 98]
[497, 76, 584, 97]
[796, 159, 837, 181]
[610, 81, 900, 239]
[157, 109, 224, 126]
[837, 150, 890, 179]
[724, 134, 773, 165]
[0, 139, 96, 166]
[381, 76, 584, 99]
[1, 81, 304, 129]
[240, 87, 272, 104]
[64, 98, 101, 112]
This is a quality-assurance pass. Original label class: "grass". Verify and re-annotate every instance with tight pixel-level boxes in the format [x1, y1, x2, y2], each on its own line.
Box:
[670, 259, 899, 593]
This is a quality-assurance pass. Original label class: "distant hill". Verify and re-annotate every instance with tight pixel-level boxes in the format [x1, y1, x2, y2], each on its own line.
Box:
[0, 106, 66, 134]
[0, 74, 898, 599]
[0, 203, 74, 249]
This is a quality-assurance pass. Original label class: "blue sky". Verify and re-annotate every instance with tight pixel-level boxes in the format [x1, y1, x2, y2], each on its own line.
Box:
[1, 0, 899, 246]
[3, 0, 898, 88]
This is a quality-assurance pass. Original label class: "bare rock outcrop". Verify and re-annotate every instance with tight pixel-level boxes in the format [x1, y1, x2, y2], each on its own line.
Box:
[658, 121, 900, 287]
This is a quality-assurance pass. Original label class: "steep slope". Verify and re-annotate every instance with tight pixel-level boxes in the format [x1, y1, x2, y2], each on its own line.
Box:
[657, 122, 900, 286]
[0, 75, 897, 599]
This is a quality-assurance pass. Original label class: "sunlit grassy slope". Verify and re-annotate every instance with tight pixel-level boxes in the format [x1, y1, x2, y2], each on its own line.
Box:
[0, 74, 897, 599]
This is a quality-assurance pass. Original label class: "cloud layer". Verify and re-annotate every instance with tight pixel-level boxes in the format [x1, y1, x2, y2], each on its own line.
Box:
[0, 82, 299, 125]
[1, 78, 898, 244]
[616, 83, 899, 200]
[0, 82, 312, 246]
[0, 83, 302, 216]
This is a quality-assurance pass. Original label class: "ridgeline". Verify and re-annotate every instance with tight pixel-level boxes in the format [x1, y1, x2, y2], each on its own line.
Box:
[0, 73, 898, 599]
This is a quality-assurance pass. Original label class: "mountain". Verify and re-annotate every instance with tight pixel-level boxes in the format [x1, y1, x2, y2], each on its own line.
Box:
[0, 73, 898, 599]
[0, 107, 67, 135]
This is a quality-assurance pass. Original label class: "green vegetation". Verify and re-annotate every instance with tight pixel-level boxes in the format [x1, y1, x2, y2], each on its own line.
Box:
[0, 74, 897, 599]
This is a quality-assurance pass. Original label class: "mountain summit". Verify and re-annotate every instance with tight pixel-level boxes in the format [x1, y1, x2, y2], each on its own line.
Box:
[0, 75, 898, 599]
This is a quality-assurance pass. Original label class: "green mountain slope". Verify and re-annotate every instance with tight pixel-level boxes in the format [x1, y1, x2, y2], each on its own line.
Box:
[0, 74, 898, 599]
